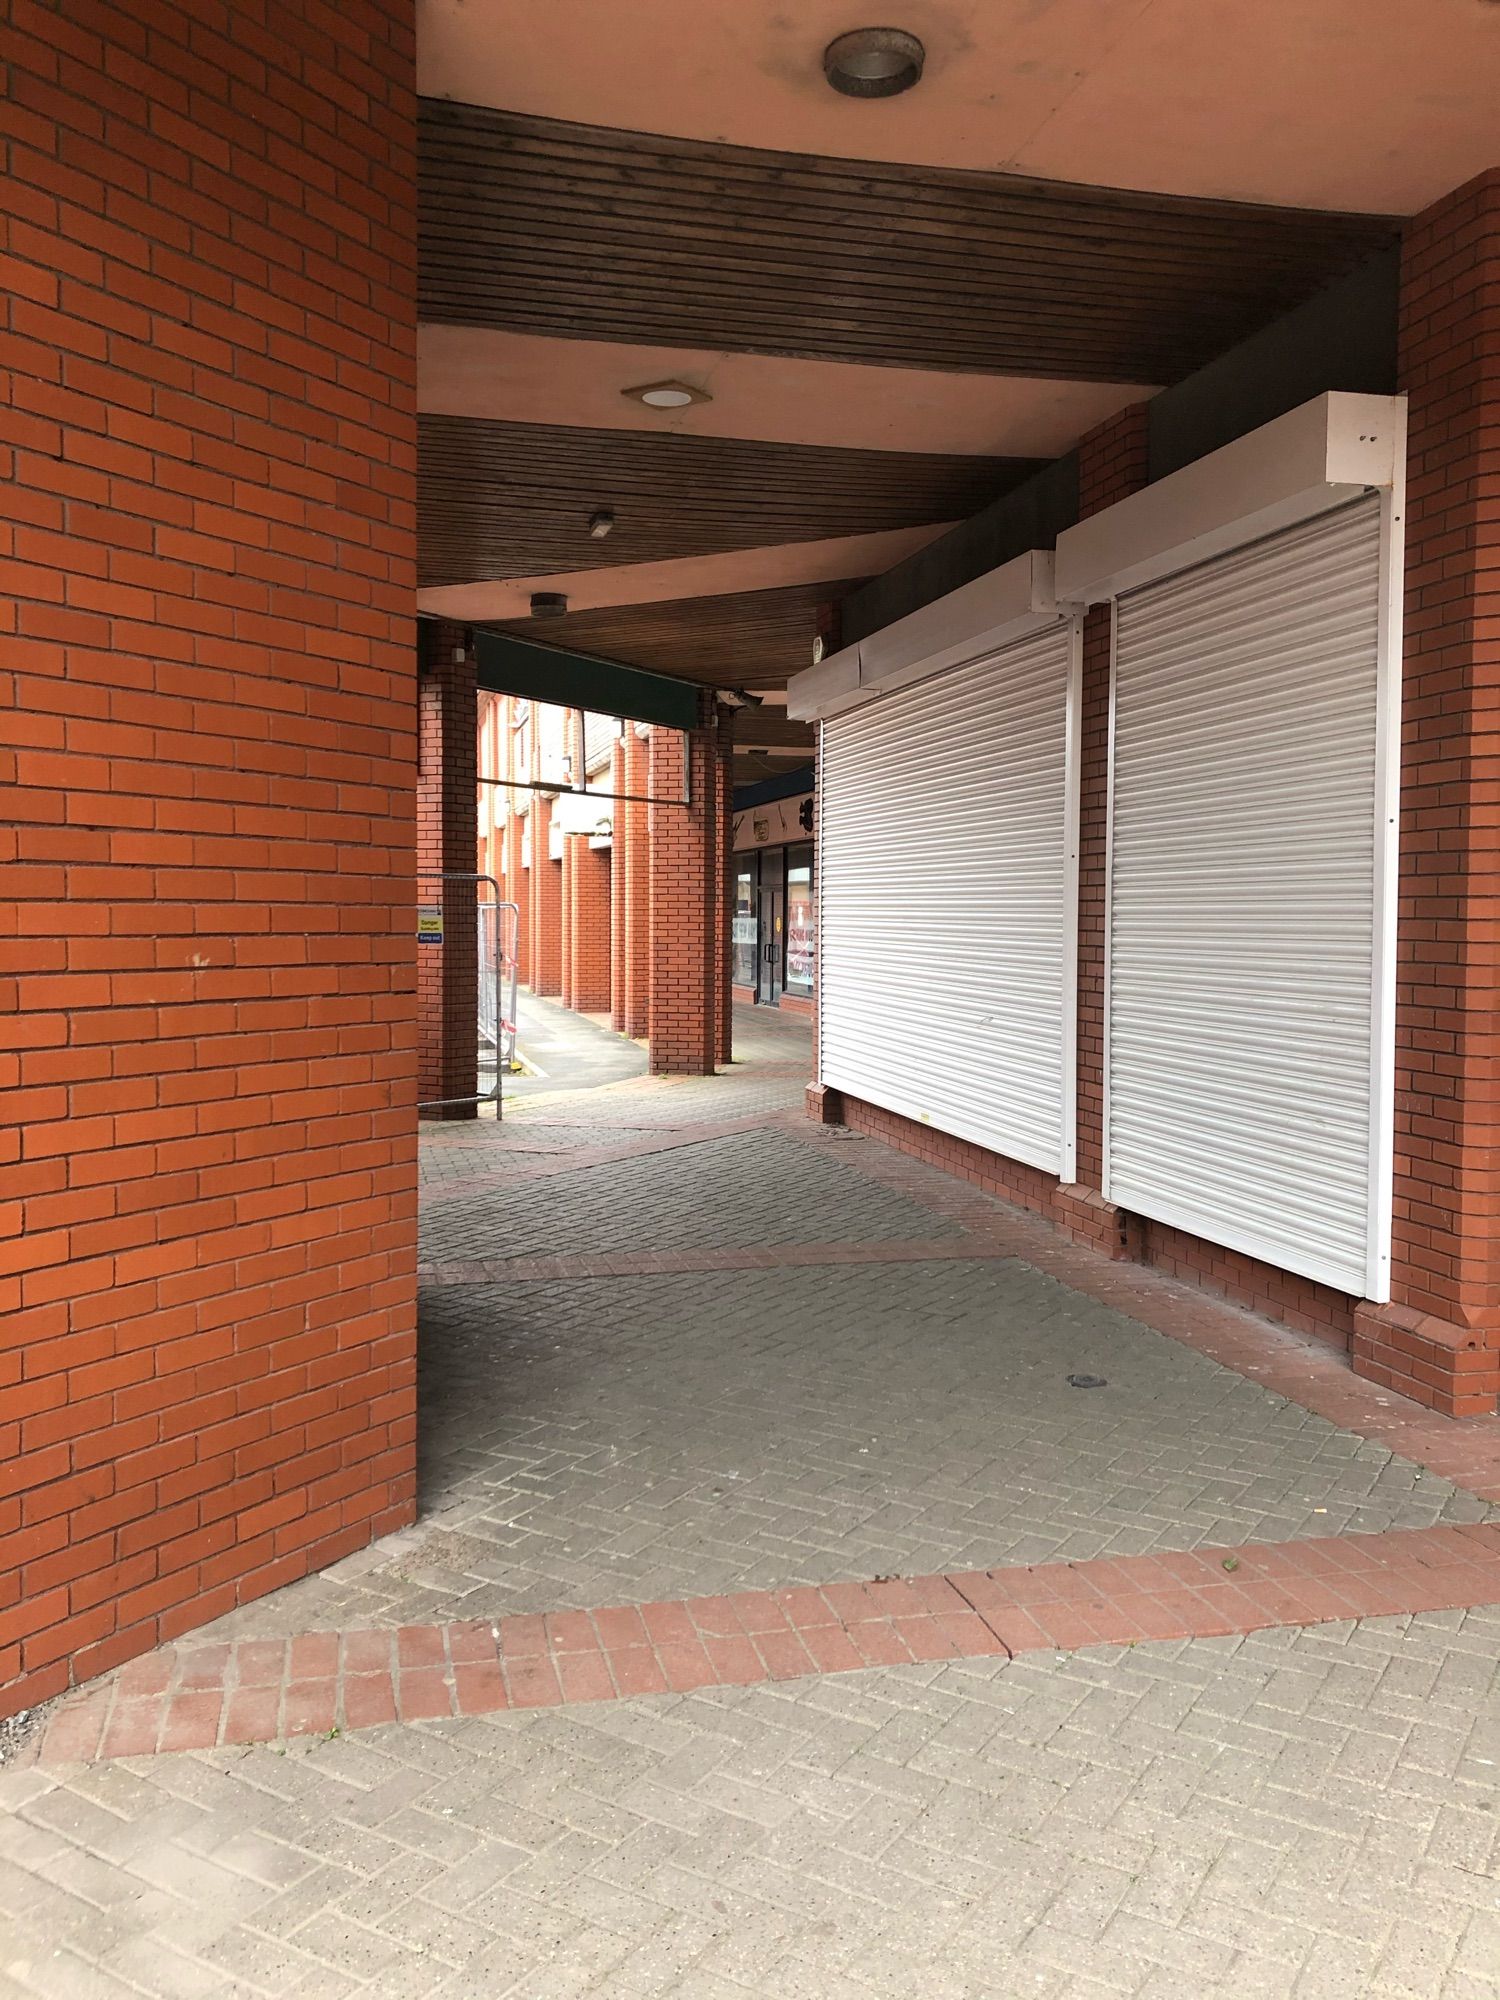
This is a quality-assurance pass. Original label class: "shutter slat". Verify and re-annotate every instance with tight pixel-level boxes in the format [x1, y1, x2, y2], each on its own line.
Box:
[820, 624, 1075, 1174]
[1106, 497, 1384, 1295]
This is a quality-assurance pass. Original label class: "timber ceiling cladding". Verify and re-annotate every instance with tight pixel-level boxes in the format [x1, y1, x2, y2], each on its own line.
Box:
[490, 583, 854, 689]
[418, 416, 1039, 588]
[418, 103, 1396, 386]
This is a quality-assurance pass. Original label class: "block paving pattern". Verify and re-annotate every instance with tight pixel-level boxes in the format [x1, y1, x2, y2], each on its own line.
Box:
[418, 1127, 963, 1264]
[1, 1611, 1496, 1999]
[6, 1005, 1500, 1998]
[30, 1525, 1500, 1768]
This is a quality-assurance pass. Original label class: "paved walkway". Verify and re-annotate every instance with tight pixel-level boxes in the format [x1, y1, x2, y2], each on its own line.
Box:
[4, 1001, 1500, 1999]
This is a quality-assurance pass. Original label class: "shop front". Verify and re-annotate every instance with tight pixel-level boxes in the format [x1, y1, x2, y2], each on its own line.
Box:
[731, 774, 816, 1014]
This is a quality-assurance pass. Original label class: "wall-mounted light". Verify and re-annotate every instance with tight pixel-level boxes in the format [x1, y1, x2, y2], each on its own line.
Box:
[823, 27, 925, 98]
[622, 380, 712, 410]
[588, 509, 615, 540]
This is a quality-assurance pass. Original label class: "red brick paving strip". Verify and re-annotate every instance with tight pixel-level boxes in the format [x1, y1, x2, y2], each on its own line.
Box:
[35, 1523, 1500, 1767]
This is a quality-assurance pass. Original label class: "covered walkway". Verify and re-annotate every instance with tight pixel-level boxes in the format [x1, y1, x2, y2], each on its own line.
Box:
[7, 1007, 1500, 1999]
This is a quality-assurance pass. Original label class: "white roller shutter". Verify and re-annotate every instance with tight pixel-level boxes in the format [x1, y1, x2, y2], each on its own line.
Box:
[819, 622, 1078, 1175]
[1106, 495, 1392, 1296]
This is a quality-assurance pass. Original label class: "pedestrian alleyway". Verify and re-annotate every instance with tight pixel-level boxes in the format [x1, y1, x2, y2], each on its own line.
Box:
[4, 1006, 1500, 2000]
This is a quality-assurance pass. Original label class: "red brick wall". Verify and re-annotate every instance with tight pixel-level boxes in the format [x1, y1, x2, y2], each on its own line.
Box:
[715, 707, 734, 1064]
[558, 833, 575, 1009]
[417, 622, 476, 1117]
[1391, 171, 1500, 1334]
[569, 839, 612, 1014]
[609, 743, 627, 1031]
[1, 0, 419, 1715]
[622, 729, 651, 1037]
[648, 714, 723, 1074]
[1340, 169, 1500, 1417]
[530, 803, 561, 997]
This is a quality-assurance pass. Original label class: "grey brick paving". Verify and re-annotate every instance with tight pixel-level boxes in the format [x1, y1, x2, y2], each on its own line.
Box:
[4, 1611, 1497, 1999]
[418, 1127, 963, 1261]
[192, 996, 1497, 1645]
[199, 1253, 1493, 1642]
[10, 1002, 1498, 1996]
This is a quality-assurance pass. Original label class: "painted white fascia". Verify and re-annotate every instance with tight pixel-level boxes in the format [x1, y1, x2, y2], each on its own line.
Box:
[1054, 391, 1404, 606]
[786, 548, 1058, 722]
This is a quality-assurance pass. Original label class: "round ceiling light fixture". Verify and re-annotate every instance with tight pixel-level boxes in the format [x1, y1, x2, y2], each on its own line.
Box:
[530, 591, 568, 618]
[622, 379, 712, 410]
[823, 27, 925, 99]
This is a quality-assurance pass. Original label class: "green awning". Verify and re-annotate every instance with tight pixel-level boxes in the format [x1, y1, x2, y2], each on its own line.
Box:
[473, 630, 702, 731]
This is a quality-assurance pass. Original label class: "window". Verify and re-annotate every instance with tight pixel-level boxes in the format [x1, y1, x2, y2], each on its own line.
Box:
[785, 845, 815, 995]
[732, 859, 757, 988]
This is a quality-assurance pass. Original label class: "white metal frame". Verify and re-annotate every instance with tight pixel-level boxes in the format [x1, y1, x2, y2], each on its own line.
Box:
[1089, 395, 1406, 1302]
[1059, 616, 1083, 1182]
[1366, 452, 1406, 1302]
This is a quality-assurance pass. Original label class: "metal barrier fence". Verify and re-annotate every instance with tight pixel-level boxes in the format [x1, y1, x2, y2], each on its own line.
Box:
[417, 871, 513, 1114]
[479, 896, 520, 1074]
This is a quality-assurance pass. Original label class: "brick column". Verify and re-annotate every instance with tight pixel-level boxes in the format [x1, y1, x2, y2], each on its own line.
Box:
[503, 806, 527, 985]
[559, 834, 575, 1009]
[571, 840, 613, 1014]
[417, 625, 479, 1119]
[648, 710, 720, 1074]
[2, 0, 418, 1717]
[715, 705, 735, 1065]
[1053, 405, 1151, 1254]
[609, 742, 628, 1030]
[1354, 170, 1500, 1417]
[622, 729, 652, 1037]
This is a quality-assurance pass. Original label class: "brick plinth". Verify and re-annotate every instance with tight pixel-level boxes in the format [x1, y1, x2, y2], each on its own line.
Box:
[1354, 1304, 1500, 1421]
[1054, 1185, 1142, 1263]
[1376, 168, 1500, 1416]
[1, 0, 419, 1720]
[805, 1083, 844, 1125]
[417, 624, 478, 1119]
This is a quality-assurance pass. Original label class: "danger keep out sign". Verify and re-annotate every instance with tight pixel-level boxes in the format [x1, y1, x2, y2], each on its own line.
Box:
[417, 906, 444, 944]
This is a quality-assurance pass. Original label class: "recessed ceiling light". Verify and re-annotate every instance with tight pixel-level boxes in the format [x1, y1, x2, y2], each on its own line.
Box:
[823, 27, 925, 98]
[623, 379, 712, 410]
[588, 509, 615, 540]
